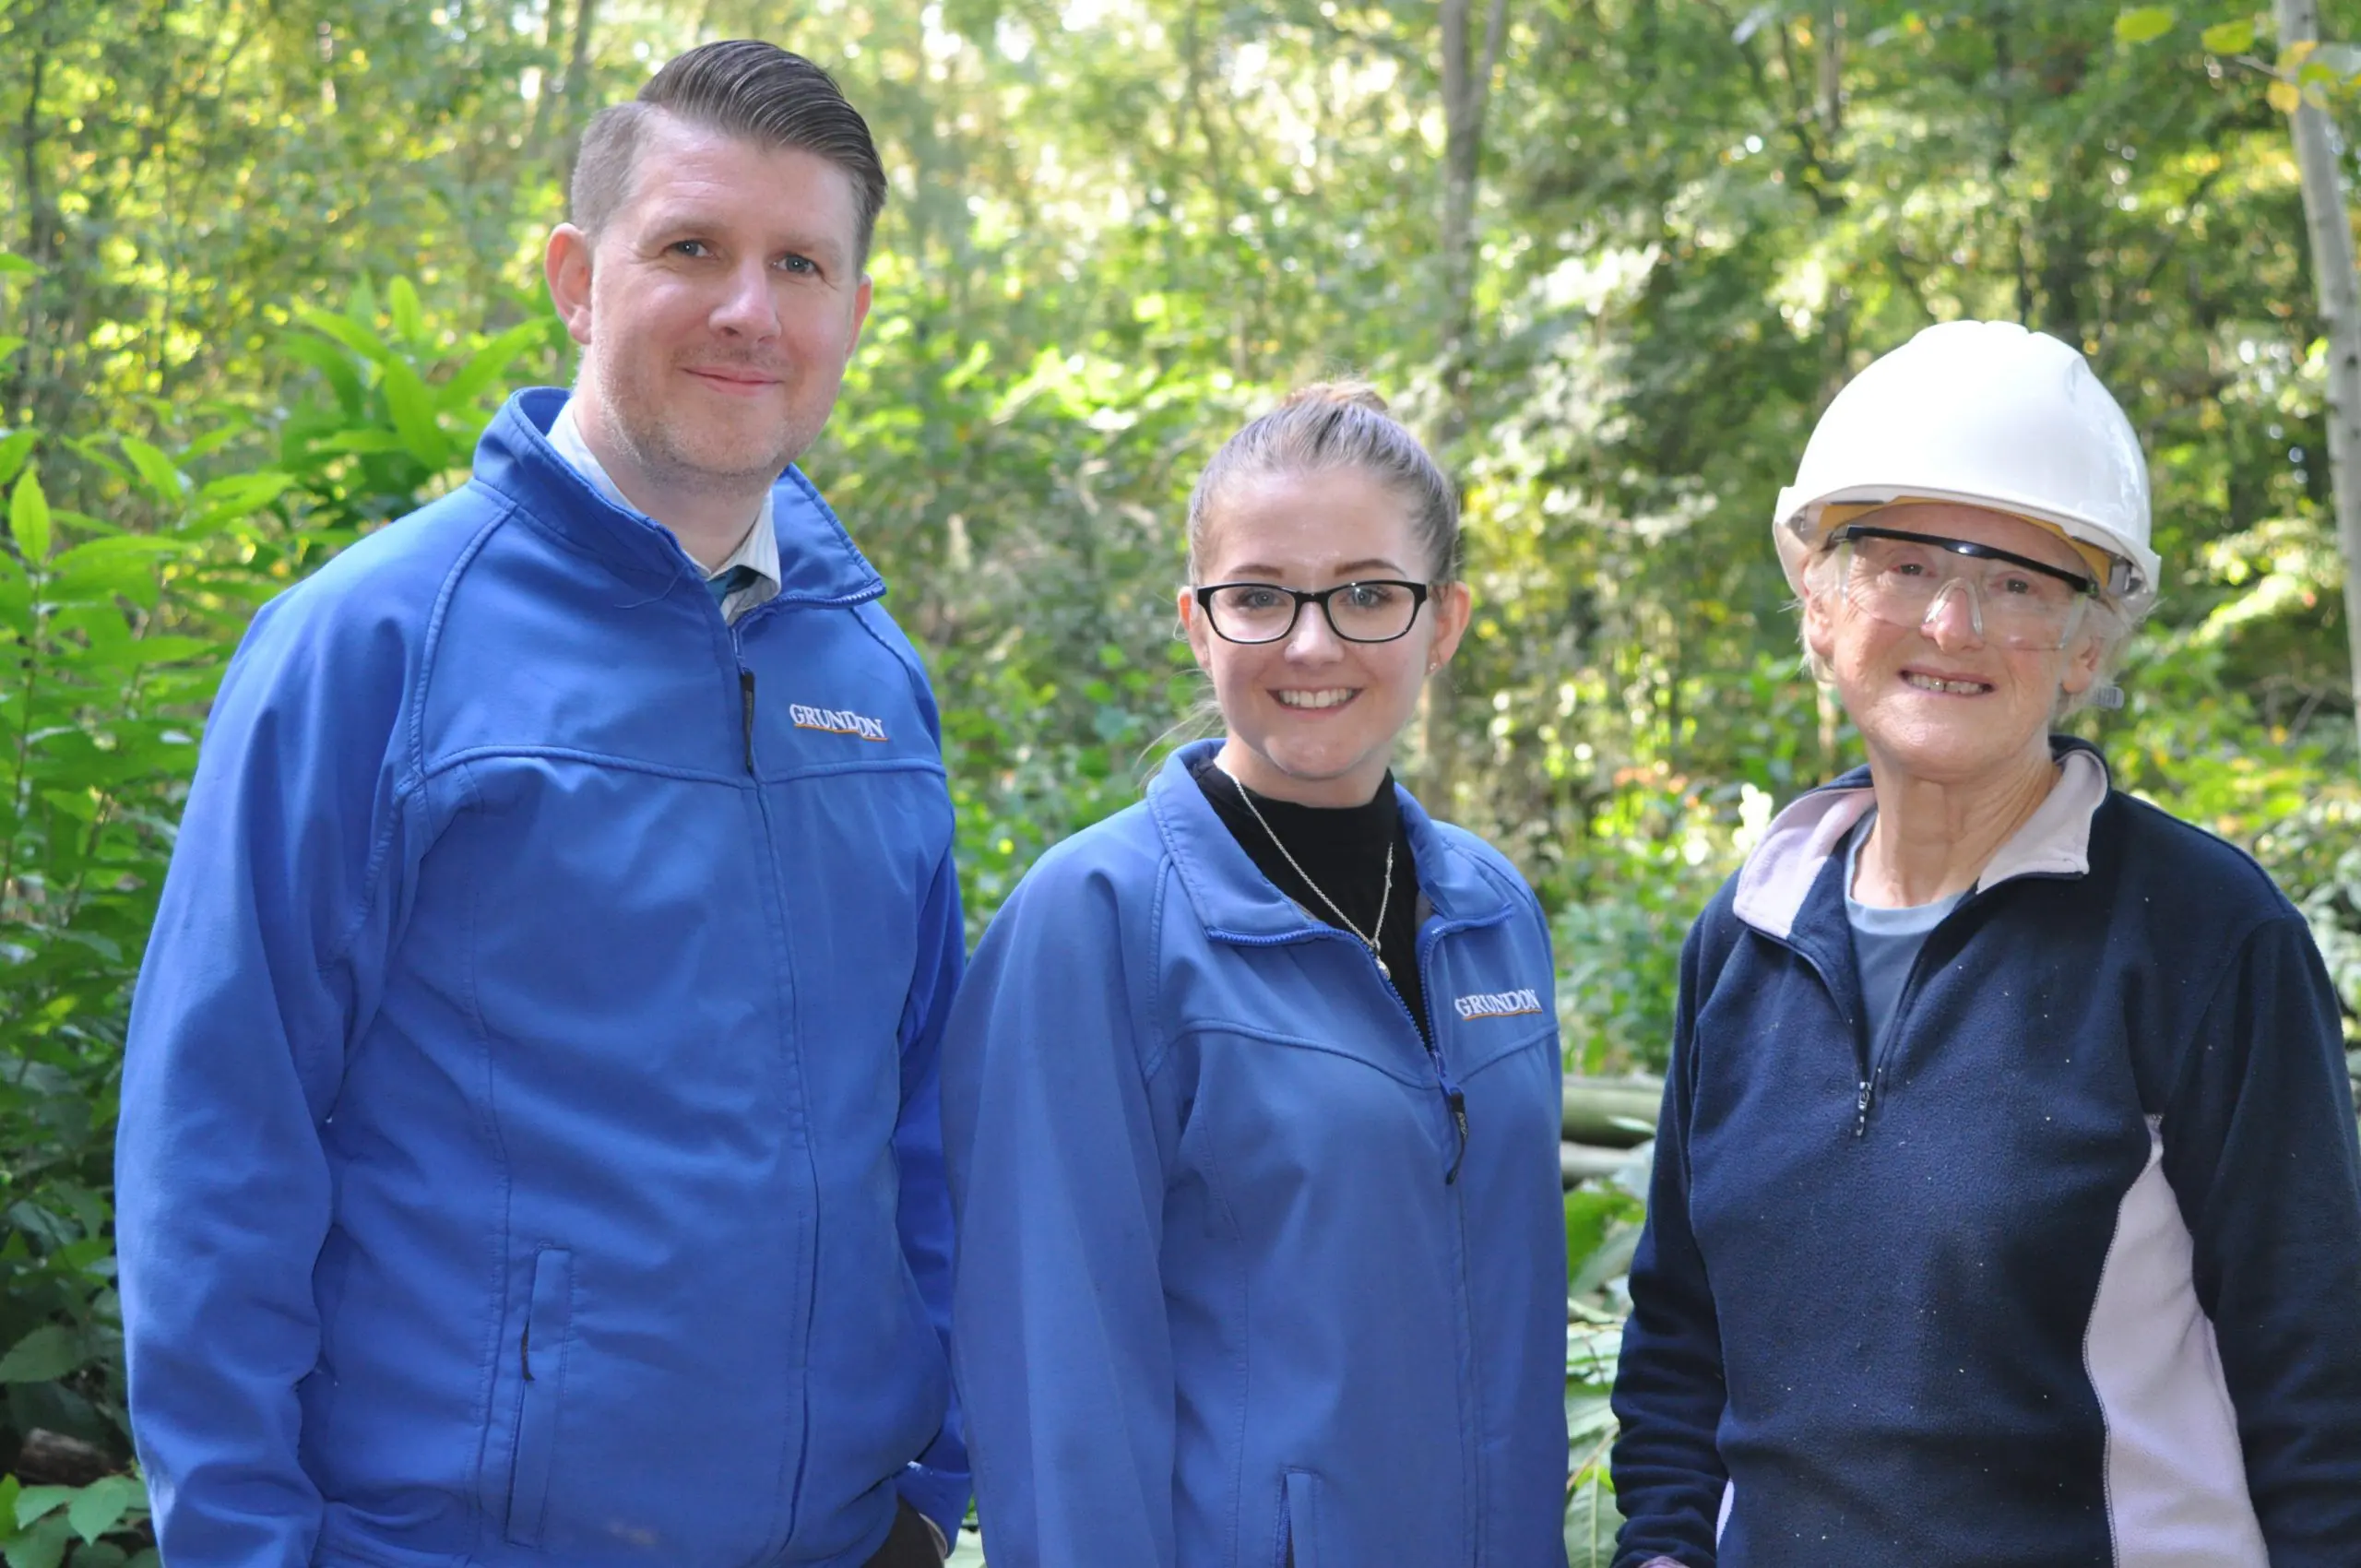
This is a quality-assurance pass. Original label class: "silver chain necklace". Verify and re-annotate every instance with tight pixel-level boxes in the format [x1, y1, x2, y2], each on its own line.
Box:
[1224, 770, 1396, 980]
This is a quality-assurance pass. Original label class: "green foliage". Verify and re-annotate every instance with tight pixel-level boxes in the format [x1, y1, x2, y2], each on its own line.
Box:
[0, 255, 502, 1549]
[7, 0, 2361, 1549]
[0, 410, 237, 1552]
[1564, 1322, 1626, 1568]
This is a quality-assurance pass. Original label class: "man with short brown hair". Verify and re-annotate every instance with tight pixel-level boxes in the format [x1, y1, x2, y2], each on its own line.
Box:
[119, 42, 964, 1568]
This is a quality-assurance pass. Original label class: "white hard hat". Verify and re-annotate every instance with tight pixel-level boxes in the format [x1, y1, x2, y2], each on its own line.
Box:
[1772, 320, 2159, 600]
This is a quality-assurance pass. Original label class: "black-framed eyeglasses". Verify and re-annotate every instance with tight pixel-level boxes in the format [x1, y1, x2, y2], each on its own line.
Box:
[1192, 579, 1432, 645]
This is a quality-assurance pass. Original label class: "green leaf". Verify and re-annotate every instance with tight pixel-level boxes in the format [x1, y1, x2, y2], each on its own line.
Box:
[313, 428, 412, 457]
[1569, 1218, 1644, 1297]
[436, 319, 552, 413]
[379, 359, 451, 469]
[50, 536, 198, 606]
[65, 1475, 144, 1545]
[293, 305, 396, 368]
[119, 437, 187, 505]
[2115, 6, 2177, 43]
[193, 470, 292, 519]
[2201, 18, 2256, 53]
[58, 437, 130, 484]
[53, 535, 197, 567]
[4, 1511, 74, 1568]
[179, 420, 249, 462]
[103, 635, 216, 666]
[0, 254, 33, 278]
[282, 334, 366, 414]
[0, 554, 29, 632]
[0, 432, 37, 490]
[0, 338, 23, 362]
[0, 1324, 82, 1384]
[1561, 1466, 1623, 1568]
[10, 469, 52, 564]
[387, 277, 427, 349]
[10, 1487, 72, 1529]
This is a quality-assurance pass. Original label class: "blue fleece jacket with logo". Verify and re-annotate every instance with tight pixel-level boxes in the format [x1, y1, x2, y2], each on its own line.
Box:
[941, 742, 1571, 1568]
[116, 389, 967, 1568]
[1610, 742, 2361, 1568]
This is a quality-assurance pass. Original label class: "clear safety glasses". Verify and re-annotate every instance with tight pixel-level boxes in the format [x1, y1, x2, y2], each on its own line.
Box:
[1829, 525, 2097, 652]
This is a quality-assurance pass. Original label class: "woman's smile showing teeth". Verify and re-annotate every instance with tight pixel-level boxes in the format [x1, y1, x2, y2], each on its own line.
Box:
[1903, 671, 1992, 695]
[1275, 688, 1358, 710]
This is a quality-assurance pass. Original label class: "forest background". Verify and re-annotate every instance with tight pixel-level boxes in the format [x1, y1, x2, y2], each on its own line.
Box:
[4, 0, 2361, 1562]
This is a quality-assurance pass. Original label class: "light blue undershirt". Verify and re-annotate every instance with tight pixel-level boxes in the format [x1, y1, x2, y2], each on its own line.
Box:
[1844, 812, 1964, 1053]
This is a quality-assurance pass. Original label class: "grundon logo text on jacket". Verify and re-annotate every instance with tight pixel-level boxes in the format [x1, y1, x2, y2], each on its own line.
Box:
[789, 703, 889, 742]
[1453, 987, 1544, 1020]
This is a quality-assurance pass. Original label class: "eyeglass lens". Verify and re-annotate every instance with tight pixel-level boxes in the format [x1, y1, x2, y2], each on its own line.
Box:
[1842, 535, 2085, 650]
[1204, 581, 1424, 644]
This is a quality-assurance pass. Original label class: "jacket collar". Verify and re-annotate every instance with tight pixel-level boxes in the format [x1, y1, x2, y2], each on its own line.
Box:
[470, 388, 886, 608]
[1732, 736, 2112, 941]
[1147, 739, 1513, 943]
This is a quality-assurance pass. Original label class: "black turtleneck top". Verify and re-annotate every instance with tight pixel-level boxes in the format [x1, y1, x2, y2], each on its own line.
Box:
[1187, 751, 1430, 1041]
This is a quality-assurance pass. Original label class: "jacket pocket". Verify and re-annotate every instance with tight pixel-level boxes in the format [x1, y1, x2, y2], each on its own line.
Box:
[504, 1247, 574, 1547]
[1279, 1468, 1322, 1568]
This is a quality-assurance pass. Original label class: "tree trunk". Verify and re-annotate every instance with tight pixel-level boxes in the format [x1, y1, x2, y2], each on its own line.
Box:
[1424, 0, 1506, 813]
[2276, 0, 2361, 755]
[554, 0, 600, 194]
[7, 41, 52, 428]
[1815, 3, 1844, 139]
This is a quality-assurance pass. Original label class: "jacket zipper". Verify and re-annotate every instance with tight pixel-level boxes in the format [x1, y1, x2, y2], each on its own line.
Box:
[739, 670, 757, 774]
[1811, 888, 1993, 1138]
[727, 617, 816, 1558]
[1228, 912, 1497, 1558]
[1406, 924, 1470, 1184]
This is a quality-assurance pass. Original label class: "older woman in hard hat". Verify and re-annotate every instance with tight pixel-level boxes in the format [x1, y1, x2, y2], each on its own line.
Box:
[1607, 320, 2361, 1568]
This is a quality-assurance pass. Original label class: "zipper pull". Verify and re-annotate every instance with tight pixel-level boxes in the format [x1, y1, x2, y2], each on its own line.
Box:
[520, 1324, 534, 1383]
[739, 670, 756, 774]
[1854, 1076, 1874, 1138]
[1443, 1088, 1469, 1184]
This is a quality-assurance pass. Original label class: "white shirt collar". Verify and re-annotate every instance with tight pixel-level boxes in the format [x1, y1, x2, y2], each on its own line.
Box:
[547, 399, 780, 615]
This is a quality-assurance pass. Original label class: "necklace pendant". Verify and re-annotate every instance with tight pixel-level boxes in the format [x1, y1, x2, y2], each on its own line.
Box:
[1372, 951, 1392, 980]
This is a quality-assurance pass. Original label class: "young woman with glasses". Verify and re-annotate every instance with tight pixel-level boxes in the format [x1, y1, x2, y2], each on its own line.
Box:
[940, 384, 1572, 1568]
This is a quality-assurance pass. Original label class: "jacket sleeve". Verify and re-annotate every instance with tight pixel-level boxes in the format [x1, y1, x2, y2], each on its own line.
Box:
[114, 586, 418, 1568]
[1609, 913, 1729, 1568]
[938, 849, 1178, 1568]
[893, 839, 972, 1544]
[2163, 911, 2361, 1562]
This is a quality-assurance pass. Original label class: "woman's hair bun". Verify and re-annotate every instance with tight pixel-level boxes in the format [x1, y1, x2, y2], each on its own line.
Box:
[1278, 378, 1389, 416]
